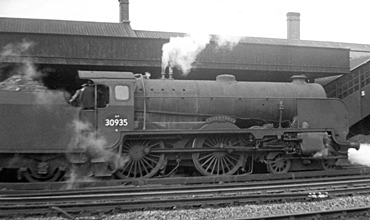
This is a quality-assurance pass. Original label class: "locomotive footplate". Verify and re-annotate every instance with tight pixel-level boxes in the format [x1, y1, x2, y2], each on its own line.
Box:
[149, 147, 282, 153]
[122, 128, 359, 149]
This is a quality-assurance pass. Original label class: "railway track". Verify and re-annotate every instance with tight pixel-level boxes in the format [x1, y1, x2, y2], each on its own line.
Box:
[2, 173, 370, 218]
[1, 167, 369, 191]
[239, 206, 370, 220]
[3, 172, 370, 197]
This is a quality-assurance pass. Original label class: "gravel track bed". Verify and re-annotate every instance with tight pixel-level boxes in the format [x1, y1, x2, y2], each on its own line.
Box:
[2, 195, 370, 220]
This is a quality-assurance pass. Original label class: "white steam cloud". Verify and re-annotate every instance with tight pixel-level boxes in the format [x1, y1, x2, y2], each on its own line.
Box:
[348, 143, 370, 166]
[313, 148, 329, 158]
[161, 33, 211, 75]
[0, 39, 43, 80]
[161, 33, 242, 76]
[69, 119, 129, 166]
[66, 119, 129, 184]
[69, 119, 107, 157]
[214, 35, 242, 49]
[35, 90, 63, 105]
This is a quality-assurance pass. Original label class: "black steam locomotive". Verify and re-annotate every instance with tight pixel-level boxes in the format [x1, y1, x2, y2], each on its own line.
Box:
[0, 71, 359, 181]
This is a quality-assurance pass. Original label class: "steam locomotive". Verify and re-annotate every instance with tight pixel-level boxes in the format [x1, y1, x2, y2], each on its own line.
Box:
[0, 71, 359, 181]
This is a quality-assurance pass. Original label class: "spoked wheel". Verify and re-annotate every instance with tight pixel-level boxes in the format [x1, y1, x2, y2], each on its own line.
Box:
[266, 152, 291, 174]
[115, 140, 165, 179]
[319, 159, 338, 171]
[22, 168, 63, 182]
[192, 135, 245, 176]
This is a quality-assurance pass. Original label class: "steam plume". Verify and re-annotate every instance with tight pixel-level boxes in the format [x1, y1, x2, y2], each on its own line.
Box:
[66, 119, 129, 184]
[214, 35, 242, 49]
[348, 143, 370, 166]
[161, 33, 242, 76]
[0, 39, 44, 80]
[313, 148, 329, 158]
[35, 90, 63, 105]
[161, 33, 211, 75]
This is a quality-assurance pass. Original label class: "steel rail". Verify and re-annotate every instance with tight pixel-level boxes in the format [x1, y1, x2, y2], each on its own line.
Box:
[2, 176, 370, 217]
[1, 176, 370, 202]
[1, 187, 370, 217]
[1, 167, 369, 191]
[2, 173, 370, 197]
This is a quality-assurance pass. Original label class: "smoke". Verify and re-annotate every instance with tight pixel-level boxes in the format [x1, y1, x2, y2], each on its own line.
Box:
[1, 39, 32, 56]
[161, 33, 211, 75]
[69, 119, 107, 156]
[313, 148, 329, 158]
[348, 143, 370, 166]
[214, 35, 242, 49]
[161, 33, 242, 76]
[66, 119, 129, 186]
[69, 119, 129, 165]
[34, 90, 64, 105]
[312, 134, 332, 158]
[64, 169, 95, 190]
[0, 39, 45, 81]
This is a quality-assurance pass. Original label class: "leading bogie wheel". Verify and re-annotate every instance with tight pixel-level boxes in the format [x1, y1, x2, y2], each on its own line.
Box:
[266, 152, 291, 174]
[319, 159, 338, 171]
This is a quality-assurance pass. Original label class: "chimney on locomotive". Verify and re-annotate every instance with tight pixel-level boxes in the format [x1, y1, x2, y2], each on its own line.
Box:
[161, 64, 174, 80]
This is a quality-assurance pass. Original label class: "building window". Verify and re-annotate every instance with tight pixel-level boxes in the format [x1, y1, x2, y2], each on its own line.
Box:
[115, 85, 129, 101]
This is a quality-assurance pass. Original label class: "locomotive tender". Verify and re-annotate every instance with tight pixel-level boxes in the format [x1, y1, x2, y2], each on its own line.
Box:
[0, 71, 360, 181]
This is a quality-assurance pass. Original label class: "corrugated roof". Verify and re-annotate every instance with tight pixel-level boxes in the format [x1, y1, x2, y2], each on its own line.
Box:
[0, 17, 137, 37]
[237, 37, 353, 49]
[134, 30, 367, 50]
[2, 17, 370, 52]
[350, 55, 370, 70]
[134, 30, 186, 39]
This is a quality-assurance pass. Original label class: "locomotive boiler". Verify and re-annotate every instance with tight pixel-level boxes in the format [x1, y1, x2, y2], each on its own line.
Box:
[0, 71, 360, 181]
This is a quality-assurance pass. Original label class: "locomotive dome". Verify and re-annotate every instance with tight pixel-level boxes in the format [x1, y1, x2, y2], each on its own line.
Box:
[216, 74, 237, 83]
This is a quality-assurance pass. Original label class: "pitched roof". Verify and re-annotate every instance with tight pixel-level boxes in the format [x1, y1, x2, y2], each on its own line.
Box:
[350, 54, 370, 70]
[2, 16, 370, 71]
[0, 17, 137, 37]
[2, 17, 370, 52]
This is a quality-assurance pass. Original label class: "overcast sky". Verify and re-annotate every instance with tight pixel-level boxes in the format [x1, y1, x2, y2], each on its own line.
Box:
[1, 0, 370, 44]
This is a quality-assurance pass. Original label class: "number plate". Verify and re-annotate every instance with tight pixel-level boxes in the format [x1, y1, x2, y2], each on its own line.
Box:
[104, 114, 128, 127]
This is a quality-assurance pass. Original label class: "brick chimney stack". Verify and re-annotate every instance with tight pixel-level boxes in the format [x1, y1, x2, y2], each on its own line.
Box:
[287, 12, 300, 40]
[119, 0, 129, 23]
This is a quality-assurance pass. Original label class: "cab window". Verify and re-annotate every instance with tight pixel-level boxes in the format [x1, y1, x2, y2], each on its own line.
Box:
[115, 85, 130, 101]
[97, 85, 109, 108]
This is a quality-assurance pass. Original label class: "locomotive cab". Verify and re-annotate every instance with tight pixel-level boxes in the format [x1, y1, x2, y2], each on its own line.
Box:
[68, 82, 109, 109]
[78, 71, 136, 147]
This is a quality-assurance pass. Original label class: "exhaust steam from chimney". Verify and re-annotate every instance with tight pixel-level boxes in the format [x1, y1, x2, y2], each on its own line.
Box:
[287, 12, 300, 40]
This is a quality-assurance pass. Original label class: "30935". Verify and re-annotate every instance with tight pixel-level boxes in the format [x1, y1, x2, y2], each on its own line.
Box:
[104, 118, 128, 127]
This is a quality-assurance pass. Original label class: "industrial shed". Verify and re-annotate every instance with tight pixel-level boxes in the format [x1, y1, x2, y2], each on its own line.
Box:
[0, 16, 350, 84]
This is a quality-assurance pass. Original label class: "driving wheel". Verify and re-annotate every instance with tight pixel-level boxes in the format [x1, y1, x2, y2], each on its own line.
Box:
[192, 135, 245, 176]
[115, 140, 165, 178]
